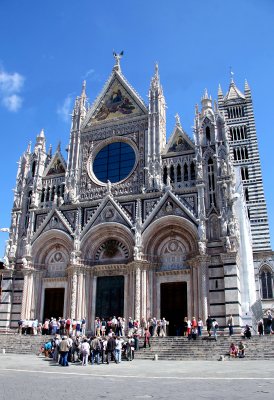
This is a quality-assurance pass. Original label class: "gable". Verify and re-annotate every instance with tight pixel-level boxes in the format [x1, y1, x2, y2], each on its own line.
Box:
[165, 126, 194, 154]
[143, 191, 198, 230]
[83, 71, 147, 129]
[44, 153, 66, 177]
[81, 195, 133, 237]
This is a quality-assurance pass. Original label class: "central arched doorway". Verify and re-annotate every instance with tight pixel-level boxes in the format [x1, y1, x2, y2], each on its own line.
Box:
[160, 281, 187, 336]
[95, 275, 124, 319]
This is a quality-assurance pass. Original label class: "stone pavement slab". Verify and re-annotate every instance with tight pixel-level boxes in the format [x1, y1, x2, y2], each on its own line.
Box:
[0, 354, 273, 400]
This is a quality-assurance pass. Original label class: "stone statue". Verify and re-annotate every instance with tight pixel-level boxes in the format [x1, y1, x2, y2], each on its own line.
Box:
[197, 162, 203, 179]
[113, 50, 124, 69]
[220, 159, 228, 176]
[198, 241, 206, 255]
[22, 257, 28, 267]
[225, 236, 231, 251]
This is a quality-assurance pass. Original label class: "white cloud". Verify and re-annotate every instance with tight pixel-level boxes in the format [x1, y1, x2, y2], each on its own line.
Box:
[57, 94, 73, 122]
[83, 68, 101, 82]
[0, 68, 24, 112]
[2, 94, 23, 112]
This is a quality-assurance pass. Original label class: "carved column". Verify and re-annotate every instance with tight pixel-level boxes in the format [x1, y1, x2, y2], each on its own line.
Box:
[141, 269, 147, 319]
[21, 269, 34, 320]
[70, 268, 78, 319]
[135, 265, 141, 322]
[199, 262, 208, 322]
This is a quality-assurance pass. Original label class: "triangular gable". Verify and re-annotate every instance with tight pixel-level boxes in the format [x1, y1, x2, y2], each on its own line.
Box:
[82, 70, 148, 129]
[224, 81, 245, 102]
[143, 191, 198, 231]
[164, 125, 194, 154]
[31, 209, 73, 242]
[81, 195, 133, 238]
[44, 151, 66, 177]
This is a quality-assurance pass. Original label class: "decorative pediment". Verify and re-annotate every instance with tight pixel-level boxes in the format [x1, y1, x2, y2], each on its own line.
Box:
[31, 209, 73, 242]
[82, 70, 147, 129]
[143, 191, 198, 230]
[44, 151, 66, 177]
[81, 195, 133, 237]
[164, 125, 194, 154]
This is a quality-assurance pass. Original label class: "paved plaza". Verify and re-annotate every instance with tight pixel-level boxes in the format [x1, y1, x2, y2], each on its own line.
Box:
[0, 354, 273, 399]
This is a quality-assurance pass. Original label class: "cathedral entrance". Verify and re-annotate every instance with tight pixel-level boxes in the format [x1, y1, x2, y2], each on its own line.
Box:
[160, 282, 187, 336]
[43, 288, 65, 321]
[95, 276, 124, 319]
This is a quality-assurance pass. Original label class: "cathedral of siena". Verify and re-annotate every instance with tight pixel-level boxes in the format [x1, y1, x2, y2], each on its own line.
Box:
[1, 54, 273, 334]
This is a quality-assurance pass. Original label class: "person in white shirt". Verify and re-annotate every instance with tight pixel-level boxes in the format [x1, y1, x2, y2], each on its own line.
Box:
[115, 336, 124, 363]
[81, 339, 90, 366]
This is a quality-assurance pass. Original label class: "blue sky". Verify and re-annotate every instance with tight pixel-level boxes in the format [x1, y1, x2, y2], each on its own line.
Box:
[0, 0, 274, 256]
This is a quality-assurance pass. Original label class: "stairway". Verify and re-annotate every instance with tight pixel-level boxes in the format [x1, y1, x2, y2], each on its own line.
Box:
[0, 333, 274, 360]
[134, 335, 274, 360]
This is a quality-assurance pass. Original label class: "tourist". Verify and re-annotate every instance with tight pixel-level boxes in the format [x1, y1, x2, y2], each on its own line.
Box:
[258, 319, 264, 336]
[266, 310, 273, 334]
[90, 336, 101, 365]
[238, 341, 246, 358]
[81, 338, 90, 366]
[52, 334, 61, 362]
[43, 318, 50, 335]
[115, 336, 124, 363]
[76, 319, 81, 335]
[206, 315, 213, 336]
[18, 319, 23, 334]
[197, 317, 203, 336]
[106, 335, 118, 364]
[59, 336, 70, 366]
[140, 316, 147, 336]
[183, 317, 188, 336]
[101, 337, 108, 363]
[227, 314, 234, 336]
[212, 319, 218, 340]
[116, 317, 123, 336]
[186, 318, 191, 338]
[243, 325, 251, 339]
[128, 317, 134, 336]
[229, 342, 238, 358]
[72, 319, 77, 336]
[161, 317, 167, 336]
[65, 318, 71, 336]
[81, 317, 86, 336]
[152, 317, 157, 336]
[143, 327, 151, 348]
[43, 339, 52, 358]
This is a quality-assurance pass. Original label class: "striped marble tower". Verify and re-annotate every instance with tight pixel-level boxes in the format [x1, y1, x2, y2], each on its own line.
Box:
[218, 78, 271, 252]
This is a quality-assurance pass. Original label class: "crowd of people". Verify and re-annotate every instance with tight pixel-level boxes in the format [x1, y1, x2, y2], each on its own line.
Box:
[40, 333, 136, 367]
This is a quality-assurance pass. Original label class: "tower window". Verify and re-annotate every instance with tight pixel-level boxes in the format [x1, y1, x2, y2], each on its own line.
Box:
[177, 164, 181, 182]
[208, 158, 216, 206]
[206, 127, 211, 144]
[170, 165, 175, 183]
[183, 163, 188, 181]
[245, 188, 249, 202]
[163, 166, 167, 185]
[241, 167, 249, 180]
[190, 162, 195, 180]
[260, 268, 273, 299]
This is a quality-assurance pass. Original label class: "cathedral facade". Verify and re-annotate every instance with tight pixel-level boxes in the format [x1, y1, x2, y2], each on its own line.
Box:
[0, 56, 273, 333]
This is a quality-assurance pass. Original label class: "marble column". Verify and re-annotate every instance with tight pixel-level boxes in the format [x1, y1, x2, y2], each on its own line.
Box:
[70, 268, 78, 319]
[21, 269, 34, 320]
[135, 266, 141, 322]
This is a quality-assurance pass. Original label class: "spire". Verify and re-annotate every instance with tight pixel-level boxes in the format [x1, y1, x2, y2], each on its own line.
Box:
[81, 80, 86, 98]
[57, 141, 61, 152]
[48, 144, 52, 158]
[201, 89, 212, 112]
[244, 79, 251, 98]
[26, 141, 32, 154]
